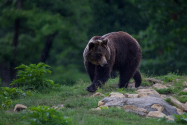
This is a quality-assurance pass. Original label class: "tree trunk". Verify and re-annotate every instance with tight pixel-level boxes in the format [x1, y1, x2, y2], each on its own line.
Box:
[0, 61, 11, 86]
[40, 33, 56, 63]
[0, 0, 22, 86]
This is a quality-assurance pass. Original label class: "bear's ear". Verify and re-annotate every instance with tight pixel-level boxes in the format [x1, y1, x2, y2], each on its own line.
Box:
[102, 39, 108, 46]
[89, 42, 95, 50]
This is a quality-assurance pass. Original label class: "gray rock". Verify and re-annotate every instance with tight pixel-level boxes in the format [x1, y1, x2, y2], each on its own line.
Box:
[102, 96, 178, 115]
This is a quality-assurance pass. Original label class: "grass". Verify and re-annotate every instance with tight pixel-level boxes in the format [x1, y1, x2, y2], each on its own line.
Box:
[0, 74, 187, 125]
[154, 88, 174, 94]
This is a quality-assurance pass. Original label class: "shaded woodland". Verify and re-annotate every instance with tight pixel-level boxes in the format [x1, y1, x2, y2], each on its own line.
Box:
[0, 0, 186, 86]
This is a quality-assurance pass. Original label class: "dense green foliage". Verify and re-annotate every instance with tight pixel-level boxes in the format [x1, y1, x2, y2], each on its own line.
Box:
[0, 0, 186, 86]
[24, 106, 71, 125]
[11, 63, 59, 90]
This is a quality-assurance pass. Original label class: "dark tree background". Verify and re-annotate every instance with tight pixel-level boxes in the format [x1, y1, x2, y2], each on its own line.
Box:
[0, 0, 186, 86]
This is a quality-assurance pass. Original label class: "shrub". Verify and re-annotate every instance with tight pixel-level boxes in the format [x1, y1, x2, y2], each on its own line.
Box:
[11, 62, 59, 91]
[0, 87, 29, 110]
[0, 87, 27, 99]
[0, 95, 12, 110]
[24, 106, 71, 125]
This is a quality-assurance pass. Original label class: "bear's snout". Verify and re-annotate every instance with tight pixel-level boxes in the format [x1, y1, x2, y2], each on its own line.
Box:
[103, 62, 108, 67]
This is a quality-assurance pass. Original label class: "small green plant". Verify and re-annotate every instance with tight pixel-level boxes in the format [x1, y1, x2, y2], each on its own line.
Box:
[11, 62, 59, 91]
[0, 87, 26, 99]
[24, 105, 71, 125]
[154, 88, 174, 94]
[164, 98, 174, 106]
[173, 113, 187, 124]
[0, 95, 12, 110]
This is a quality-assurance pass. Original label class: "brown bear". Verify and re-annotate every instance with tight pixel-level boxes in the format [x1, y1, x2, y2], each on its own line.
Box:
[83, 31, 142, 92]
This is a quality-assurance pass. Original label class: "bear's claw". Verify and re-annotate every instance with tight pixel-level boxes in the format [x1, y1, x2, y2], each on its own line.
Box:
[86, 86, 97, 92]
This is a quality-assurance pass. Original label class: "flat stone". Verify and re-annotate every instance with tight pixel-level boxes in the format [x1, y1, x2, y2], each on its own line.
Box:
[14, 104, 27, 112]
[152, 83, 168, 89]
[136, 89, 160, 98]
[175, 107, 184, 115]
[124, 93, 138, 98]
[98, 101, 104, 107]
[109, 92, 125, 99]
[91, 92, 105, 97]
[160, 94, 167, 99]
[102, 96, 178, 115]
[146, 111, 166, 118]
[145, 78, 162, 84]
[123, 105, 147, 116]
[151, 104, 164, 112]
[170, 97, 187, 111]
[91, 107, 101, 111]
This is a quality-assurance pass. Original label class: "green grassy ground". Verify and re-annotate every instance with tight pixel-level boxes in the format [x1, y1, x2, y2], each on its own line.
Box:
[0, 74, 186, 125]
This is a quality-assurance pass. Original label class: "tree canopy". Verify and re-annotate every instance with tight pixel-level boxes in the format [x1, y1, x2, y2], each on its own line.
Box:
[0, 0, 186, 86]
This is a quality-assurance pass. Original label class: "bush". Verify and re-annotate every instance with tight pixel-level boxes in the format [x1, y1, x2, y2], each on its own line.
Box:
[11, 62, 59, 91]
[24, 106, 71, 125]
[0, 95, 12, 110]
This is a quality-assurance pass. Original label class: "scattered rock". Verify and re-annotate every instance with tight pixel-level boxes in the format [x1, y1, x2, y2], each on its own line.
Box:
[136, 89, 160, 98]
[183, 81, 187, 86]
[123, 105, 147, 116]
[146, 111, 166, 118]
[14, 104, 27, 112]
[91, 92, 105, 97]
[160, 94, 167, 99]
[170, 97, 187, 111]
[152, 83, 168, 89]
[98, 101, 104, 107]
[109, 92, 125, 99]
[145, 78, 162, 84]
[91, 107, 101, 111]
[175, 107, 184, 115]
[166, 116, 174, 121]
[124, 93, 138, 98]
[183, 88, 187, 92]
[102, 96, 178, 115]
[151, 104, 164, 112]
[52, 104, 64, 110]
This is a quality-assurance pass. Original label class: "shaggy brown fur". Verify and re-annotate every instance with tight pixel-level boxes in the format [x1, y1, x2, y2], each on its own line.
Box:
[83, 31, 142, 92]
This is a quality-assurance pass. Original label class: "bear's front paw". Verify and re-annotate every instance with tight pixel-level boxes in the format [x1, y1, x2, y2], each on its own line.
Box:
[86, 84, 97, 92]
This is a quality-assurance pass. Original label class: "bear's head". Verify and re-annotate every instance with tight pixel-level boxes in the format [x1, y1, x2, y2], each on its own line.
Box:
[86, 39, 110, 67]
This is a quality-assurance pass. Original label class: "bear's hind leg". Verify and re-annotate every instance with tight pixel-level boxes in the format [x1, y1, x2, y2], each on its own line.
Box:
[118, 69, 134, 88]
[133, 70, 142, 88]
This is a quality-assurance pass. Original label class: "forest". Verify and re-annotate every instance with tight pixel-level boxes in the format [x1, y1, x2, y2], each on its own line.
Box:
[0, 0, 186, 86]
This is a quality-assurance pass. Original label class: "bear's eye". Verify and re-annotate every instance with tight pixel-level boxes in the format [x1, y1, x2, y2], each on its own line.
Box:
[97, 54, 102, 57]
